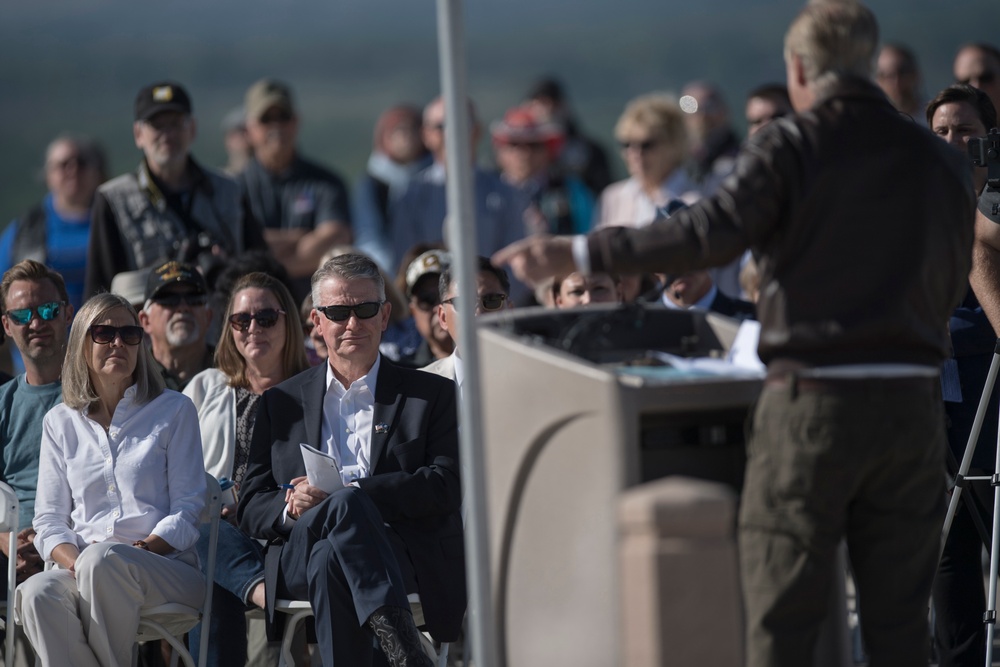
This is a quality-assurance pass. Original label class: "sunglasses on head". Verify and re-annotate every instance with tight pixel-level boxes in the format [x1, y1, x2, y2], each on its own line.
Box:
[5, 301, 65, 326]
[89, 325, 144, 346]
[316, 302, 383, 322]
[228, 308, 285, 332]
[442, 293, 507, 312]
[153, 293, 208, 308]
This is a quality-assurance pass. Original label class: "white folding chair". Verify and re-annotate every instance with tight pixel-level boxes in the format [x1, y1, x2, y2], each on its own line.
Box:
[0, 482, 19, 667]
[273, 594, 450, 667]
[133, 473, 222, 667]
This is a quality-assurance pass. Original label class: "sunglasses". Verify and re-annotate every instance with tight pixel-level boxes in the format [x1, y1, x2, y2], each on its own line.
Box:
[442, 293, 507, 312]
[152, 293, 208, 308]
[5, 301, 65, 326]
[89, 325, 144, 346]
[316, 302, 383, 322]
[259, 110, 294, 125]
[619, 139, 661, 152]
[228, 308, 285, 332]
[49, 155, 91, 172]
[411, 292, 441, 313]
[959, 71, 997, 86]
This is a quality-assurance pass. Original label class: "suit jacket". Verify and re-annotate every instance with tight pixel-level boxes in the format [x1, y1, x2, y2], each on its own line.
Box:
[709, 290, 757, 321]
[237, 357, 466, 641]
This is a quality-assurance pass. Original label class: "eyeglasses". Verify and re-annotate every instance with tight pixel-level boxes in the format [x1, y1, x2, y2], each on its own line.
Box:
[411, 292, 441, 313]
[152, 293, 208, 308]
[228, 308, 285, 332]
[89, 325, 144, 346]
[442, 293, 507, 312]
[259, 110, 294, 125]
[619, 139, 661, 152]
[959, 71, 997, 87]
[5, 301, 65, 326]
[316, 302, 383, 322]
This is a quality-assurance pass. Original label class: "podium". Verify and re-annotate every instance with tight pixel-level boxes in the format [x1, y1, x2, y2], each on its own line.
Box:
[477, 304, 763, 666]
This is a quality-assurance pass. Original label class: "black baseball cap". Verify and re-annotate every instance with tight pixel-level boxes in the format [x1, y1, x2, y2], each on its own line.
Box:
[134, 82, 193, 122]
[145, 261, 207, 301]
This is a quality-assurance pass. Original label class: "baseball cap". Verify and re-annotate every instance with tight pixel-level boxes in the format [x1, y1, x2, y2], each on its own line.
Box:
[110, 268, 152, 309]
[134, 82, 192, 122]
[405, 250, 451, 297]
[245, 79, 295, 122]
[145, 261, 208, 301]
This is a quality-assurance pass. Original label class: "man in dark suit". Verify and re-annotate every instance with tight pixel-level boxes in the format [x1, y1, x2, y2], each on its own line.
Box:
[237, 253, 465, 667]
[659, 270, 756, 320]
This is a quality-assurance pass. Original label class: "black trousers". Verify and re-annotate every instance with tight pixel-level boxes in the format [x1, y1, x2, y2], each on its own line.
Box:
[279, 486, 413, 667]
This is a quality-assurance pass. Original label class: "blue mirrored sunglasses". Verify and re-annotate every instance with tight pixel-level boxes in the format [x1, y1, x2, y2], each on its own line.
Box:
[5, 301, 64, 326]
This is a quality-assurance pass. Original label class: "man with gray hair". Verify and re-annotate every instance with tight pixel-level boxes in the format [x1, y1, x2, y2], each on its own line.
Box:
[238, 253, 465, 667]
[494, 2, 974, 664]
[138, 260, 213, 390]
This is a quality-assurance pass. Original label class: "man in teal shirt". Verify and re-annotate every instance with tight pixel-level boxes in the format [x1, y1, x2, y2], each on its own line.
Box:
[0, 260, 73, 589]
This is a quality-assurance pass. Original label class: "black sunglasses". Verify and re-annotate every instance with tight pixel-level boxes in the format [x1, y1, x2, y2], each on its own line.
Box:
[316, 302, 383, 322]
[411, 291, 441, 312]
[89, 325, 144, 346]
[152, 293, 208, 308]
[260, 110, 294, 125]
[228, 308, 285, 332]
[619, 139, 661, 152]
[442, 293, 507, 312]
[5, 301, 65, 326]
[959, 71, 997, 86]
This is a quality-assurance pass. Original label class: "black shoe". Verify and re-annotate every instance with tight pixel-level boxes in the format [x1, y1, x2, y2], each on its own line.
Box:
[367, 605, 434, 667]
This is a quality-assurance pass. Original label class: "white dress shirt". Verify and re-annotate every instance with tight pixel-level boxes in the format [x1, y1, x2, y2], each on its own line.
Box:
[321, 356, 380, 485]
[33, 387, 206, 562]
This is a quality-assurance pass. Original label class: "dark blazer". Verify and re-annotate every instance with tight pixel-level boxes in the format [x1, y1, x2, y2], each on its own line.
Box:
[237, 357, 466, 641]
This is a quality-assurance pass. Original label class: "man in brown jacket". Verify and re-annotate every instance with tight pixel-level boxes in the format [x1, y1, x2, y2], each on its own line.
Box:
[494, 2, 975, 665]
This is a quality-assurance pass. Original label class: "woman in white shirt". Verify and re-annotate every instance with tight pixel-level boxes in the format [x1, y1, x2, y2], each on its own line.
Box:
[16, 292, 207, 667]
[183, 272, 308, 667]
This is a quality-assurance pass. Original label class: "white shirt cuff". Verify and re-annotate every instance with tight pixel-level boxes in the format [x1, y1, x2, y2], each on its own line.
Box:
[571, 234, 591, 275]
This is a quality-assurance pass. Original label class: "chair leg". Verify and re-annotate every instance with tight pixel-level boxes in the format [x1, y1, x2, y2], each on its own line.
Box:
[279, 610, 314, 667]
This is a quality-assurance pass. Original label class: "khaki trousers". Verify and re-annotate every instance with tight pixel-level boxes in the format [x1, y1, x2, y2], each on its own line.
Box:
[15, 542, 204, 667]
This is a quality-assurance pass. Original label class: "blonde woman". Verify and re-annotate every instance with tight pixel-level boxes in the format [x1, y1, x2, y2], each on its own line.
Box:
[18, 293, 206, 667]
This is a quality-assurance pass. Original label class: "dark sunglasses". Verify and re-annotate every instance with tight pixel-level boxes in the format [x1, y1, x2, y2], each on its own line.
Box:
[316, 302, 383, 322]
[619, 139, 661, 152]
[959, 71, 997, 86]
[411, 292, 441, 312]
[152, 293, 208, 308]
[49, 155, 91, 172]
[442, 293, 507, 312]
[5, 301, 65, 326]
[89, 325, 144, 346]
[228, 308, 285, 332]
[259, 110, 294, 125]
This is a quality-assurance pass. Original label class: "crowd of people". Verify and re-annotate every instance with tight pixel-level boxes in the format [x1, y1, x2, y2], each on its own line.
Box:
[0, 0, 999, 665]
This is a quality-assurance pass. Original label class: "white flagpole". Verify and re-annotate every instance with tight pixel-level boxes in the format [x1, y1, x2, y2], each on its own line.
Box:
[434, 0, 499, 665]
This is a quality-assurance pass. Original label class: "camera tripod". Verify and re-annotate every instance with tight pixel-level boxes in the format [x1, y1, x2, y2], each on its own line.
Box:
[941, 340, 1000, 667]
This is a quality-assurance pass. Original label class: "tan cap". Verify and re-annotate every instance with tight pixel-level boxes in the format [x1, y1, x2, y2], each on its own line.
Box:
[245, 78, 295, 122]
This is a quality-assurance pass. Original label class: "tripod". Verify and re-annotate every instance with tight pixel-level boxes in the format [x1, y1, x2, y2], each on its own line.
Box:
[942, 341, 1000, 667]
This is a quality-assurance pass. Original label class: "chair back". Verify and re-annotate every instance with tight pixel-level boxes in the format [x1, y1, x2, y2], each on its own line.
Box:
[134, 473, 221, 667]
[197, 474, 222, 666]
[0, 482, 18, 666]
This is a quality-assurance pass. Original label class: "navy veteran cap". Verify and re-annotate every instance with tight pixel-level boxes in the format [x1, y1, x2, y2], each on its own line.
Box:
[145, 260, 207, 301]
[134, 82, 192, 122]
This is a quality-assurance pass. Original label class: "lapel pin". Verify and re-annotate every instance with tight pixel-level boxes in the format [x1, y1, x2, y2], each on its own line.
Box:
[374, 423, 389, 434]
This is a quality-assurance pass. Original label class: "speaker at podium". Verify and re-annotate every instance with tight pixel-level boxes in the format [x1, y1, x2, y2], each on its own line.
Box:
[477, 303, 763, 666]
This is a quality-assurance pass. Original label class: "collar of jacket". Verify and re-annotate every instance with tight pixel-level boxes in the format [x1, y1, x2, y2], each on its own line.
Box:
[136, 157, 215, 212]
